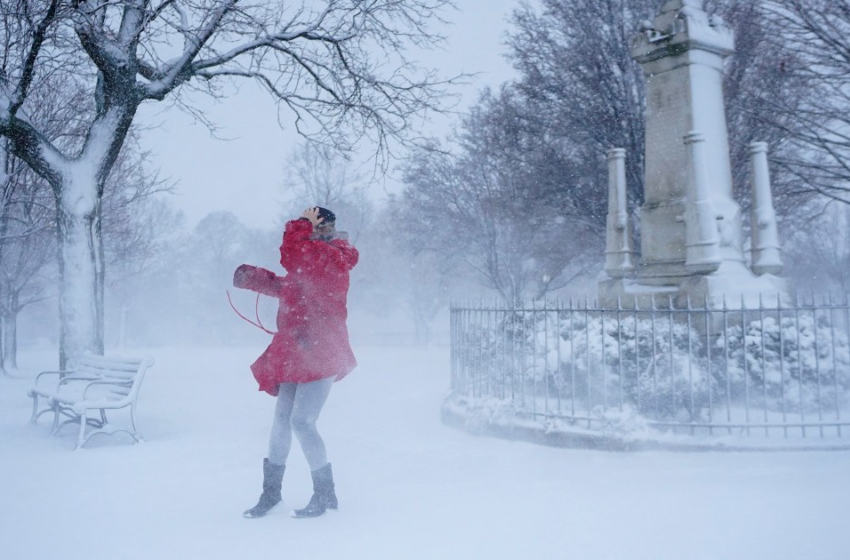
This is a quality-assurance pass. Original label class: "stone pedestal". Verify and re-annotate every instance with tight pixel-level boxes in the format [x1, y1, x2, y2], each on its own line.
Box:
[600, 264, 788, 310]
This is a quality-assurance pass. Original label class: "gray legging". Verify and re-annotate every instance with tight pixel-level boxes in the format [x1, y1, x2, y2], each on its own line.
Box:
[267, 377, 334, 470]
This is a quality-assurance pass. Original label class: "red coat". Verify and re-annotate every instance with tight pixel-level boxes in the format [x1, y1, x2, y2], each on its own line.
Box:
[234, 219, 359, 395]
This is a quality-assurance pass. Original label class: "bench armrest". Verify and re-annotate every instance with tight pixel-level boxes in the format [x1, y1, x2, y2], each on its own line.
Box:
[34, 370, 75, 386]
[44, 375, 106, 397]
[57, 374, 102, 388]
[82, 379, 133, 400]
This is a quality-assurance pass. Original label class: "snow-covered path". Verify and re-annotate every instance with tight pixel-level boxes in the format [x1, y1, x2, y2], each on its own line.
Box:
[2, 344, 849, 560]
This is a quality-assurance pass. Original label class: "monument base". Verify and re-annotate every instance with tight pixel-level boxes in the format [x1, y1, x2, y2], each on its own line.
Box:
[599, 261, 789, 310]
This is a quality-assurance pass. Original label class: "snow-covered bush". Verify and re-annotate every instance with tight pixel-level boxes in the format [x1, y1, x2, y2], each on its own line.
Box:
[720, 313, 850, 413]
[553, 313, 715, 422]
[459, 308, 716, 423]
[455, 304, 850, 426]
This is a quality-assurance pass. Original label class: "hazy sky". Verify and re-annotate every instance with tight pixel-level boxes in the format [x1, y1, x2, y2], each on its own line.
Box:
[136, 1, 521, 229]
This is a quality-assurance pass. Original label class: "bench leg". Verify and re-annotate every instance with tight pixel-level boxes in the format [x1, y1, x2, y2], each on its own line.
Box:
[49, 404, 61, 436]
[29, 395, 39, 424]
[130, 402, 144, 443]
[75, 410, 88, 450]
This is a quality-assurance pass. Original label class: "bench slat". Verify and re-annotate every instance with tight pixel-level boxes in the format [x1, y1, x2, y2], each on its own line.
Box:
[78, 361, 141, 370]
[78, 369, 136, 381]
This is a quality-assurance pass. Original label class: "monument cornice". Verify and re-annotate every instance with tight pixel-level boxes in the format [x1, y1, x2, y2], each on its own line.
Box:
[632, 38, 733, 65]
[637, 47, 728, 75]
[631, 0, 734, 65]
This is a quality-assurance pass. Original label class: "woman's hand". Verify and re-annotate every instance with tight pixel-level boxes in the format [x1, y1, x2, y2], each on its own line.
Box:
[301, 207, 324, 226]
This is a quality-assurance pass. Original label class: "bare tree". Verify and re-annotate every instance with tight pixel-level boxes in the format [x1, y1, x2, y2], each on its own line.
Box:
[280, 142, 374, 244]
[0, 143, 55, 371]
[785, 202, 850, 293]
[707, 0, 812, 217]
[763, 0, 850, 206]
[399, 87, 599, 301]
[371, 195, 456, 342]
[0, 64, 86, 371]
[0, 0, 459, 365]
[0, 227, 54, 371]
[101, 146, 177, 348]
[177, 210, 278, 344]
[507, 0, 654, 211]
[0, 131, 170, 367]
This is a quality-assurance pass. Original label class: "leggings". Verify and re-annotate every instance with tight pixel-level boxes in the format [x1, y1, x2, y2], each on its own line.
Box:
[268, 377, 334, 470]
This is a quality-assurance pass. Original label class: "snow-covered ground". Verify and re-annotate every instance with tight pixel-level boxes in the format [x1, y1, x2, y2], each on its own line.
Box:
[2, 344, 849, 560]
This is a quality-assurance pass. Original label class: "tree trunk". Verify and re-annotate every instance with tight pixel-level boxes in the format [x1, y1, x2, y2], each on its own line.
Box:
[0, 152, 7, 375]
[413, 320, 430, 346]
[0, 316, 5, 376]
[411, 304, 432, 346]
[3, 307, 17, 371]
[56, 205, 104, 369]
[118, 301, 128, 349]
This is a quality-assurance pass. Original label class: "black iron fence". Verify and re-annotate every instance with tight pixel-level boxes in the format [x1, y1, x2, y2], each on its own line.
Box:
[450, 295, 850, 441]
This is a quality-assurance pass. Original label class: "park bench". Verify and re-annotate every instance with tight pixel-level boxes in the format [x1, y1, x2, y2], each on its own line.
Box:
[28, 352, 155, 449]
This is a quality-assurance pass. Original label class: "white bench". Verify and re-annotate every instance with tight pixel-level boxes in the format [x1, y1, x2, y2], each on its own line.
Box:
[28, 352, 155, 449]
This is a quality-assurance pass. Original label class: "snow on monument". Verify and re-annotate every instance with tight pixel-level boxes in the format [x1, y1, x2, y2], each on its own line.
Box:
[599, 0, 786, 308]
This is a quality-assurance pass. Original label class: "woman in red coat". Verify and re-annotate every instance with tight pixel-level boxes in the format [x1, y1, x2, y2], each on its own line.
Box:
[235, 207, 358, 519]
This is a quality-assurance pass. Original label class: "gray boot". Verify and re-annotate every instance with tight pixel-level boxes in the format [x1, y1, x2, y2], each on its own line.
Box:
[292, 463, 338, 518]
[243, 458, 285, 518]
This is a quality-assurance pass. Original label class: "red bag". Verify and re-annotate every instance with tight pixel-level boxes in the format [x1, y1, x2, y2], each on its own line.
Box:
[233, 264, 279, 296]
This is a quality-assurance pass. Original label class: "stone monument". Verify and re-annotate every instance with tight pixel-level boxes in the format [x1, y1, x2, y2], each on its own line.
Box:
[599, 0, 786, 308]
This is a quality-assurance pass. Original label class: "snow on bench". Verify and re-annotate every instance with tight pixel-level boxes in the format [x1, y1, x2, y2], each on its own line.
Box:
[27, 352, 155, 449]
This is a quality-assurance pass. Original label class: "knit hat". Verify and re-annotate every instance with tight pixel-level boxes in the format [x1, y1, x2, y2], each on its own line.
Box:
[317, 207, 336, 224]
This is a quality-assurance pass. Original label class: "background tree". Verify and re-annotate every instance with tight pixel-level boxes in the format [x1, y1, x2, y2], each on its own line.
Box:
[0, 0, 459, 366]
[279, 142, 374, 244]
[507, 0, 654, 213]
[709, 0, 811, 217]
[399, 87, 598, 301]
[763, 0, 850, 205]
[0, 144, 55, 372]
[170, 211, 280, 345]
[100, 143, 177, 348]
[371, 196, 456, 343]
[784, 202, 850, 294]
[0, 134, 171, 367]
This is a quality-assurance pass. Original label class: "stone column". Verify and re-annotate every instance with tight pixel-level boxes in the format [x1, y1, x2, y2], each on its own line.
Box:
[604, 148, 634, 278]
[684, 132, 722, 272]
[749, 142, 783, 275]
[631, 0, 743, 281]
